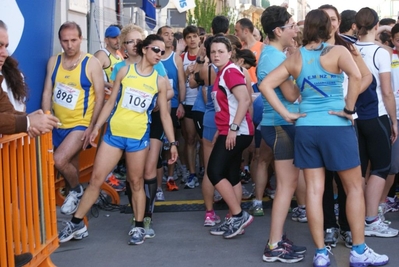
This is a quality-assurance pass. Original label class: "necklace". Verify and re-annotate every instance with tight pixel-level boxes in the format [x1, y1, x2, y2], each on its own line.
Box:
[64, 52, 82, 70]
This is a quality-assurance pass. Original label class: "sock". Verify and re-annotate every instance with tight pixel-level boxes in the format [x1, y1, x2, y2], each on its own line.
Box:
[268, 241, 279, 249]
[71, 184, 82, 194]
[206, 209, 215, 214]
[71, 216, 83, 225]
[365, 216, 378, 224]
[254, 199, 262, 205]
[244, 166, 249, 172]
[387, 196, 395, 202]
[233, 211, 243, 218]
[167, 176, 174, 181]
[316, 247, 327, 255]
[352, 243, 366, 254]
[298, 205, 306, 209]
[144, 177, 157, 215]
[135, 221, 144, 228]
[190, 173, 196, 178]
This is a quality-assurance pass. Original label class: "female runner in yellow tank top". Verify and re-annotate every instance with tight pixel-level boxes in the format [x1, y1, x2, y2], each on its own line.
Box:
[57, 34, 178, 246]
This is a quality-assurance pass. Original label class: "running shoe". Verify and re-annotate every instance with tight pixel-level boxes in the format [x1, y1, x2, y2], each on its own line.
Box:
[166, 179, 179, 191]
[291, 206, 308, 223]
[143, 217, 155, 238]
[262, 242, 304, 263]
[281, 234, 307, 254]
[249, 201, 264, 216]
[106, 174, 126, 191]
[385, 196, 399, 212]
[313, 251, 330, 267]
[340, 230, 353, 248]
[156, 188, 165, 201]
[184, 174, 199, 189]
[60, 185, 83, 215]
[58, 221, 88, 243]
[349, 245, 389, 267]
[209, 218, 245, 236]
[365, 218, 399, 237]
[265, 186, 275, 199]
[324, 227, 339, 247]
[223, 211, 253, 239]
[241, 185, 252, 200]
[240, 170, 251, 184]
[128, 227, 146, 245]
[213, 190, 223, 203]
[204, 211, 221, 227]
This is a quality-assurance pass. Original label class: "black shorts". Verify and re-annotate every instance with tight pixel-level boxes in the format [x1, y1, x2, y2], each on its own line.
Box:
[192, 111, 204, 139]
[150, 111, 164, 141]
[171, 107, 181, 129]
[356, 115, 391, 179]
[183, 105, 194, 119]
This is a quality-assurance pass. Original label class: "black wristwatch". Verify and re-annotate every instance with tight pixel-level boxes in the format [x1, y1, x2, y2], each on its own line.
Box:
[170, 141, 179, 147]
[196, 57, 205, 64]
[230, 123, 240, 131]
[343, 107, 356, 115]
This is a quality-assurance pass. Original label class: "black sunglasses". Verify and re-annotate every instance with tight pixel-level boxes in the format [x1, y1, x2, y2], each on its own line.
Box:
[145, 46, 165, 56]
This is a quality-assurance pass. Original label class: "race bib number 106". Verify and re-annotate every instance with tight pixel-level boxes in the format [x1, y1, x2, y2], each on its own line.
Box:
[121, 87, 153, 113]
[53, 83, 80, 110]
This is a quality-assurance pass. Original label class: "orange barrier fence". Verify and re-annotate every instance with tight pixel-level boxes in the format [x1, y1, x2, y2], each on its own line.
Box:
[0, 133, 58, 267]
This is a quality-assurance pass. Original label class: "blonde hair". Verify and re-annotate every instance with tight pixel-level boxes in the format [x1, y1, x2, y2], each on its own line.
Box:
[120, 24, 145, 43]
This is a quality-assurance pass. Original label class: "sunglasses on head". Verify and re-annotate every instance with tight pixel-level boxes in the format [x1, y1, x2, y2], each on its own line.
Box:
[145, 46, 165, 56]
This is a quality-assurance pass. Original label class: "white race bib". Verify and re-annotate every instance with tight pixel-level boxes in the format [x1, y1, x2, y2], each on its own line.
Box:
[121, 87, 153, 113]
[168, 79, 174, 88]
[53, 82, 80, 110]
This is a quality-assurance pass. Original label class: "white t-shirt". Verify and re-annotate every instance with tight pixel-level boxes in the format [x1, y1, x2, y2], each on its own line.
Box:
[0, 70, 25, 112]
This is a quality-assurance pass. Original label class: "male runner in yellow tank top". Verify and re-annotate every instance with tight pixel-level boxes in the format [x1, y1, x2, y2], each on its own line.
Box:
[94, 25, 123, 96]
[41, 21, 104, 215]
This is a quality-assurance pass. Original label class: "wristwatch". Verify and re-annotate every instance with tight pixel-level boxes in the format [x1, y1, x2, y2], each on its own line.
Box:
[343, 107, 356, 115]
[170, 141, 179, 147]
[229, 123, 240, 131]
[196, 57, 205, 64]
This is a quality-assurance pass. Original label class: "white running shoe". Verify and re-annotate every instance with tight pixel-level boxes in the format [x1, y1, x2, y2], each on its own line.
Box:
[60, 185, 83, 215]
[349, 245, 389, 267]
[364, 218, 398, 237]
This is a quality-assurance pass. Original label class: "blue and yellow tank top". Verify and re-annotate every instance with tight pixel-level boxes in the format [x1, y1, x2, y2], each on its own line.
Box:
[296, 43, 349, 126]
[109, 64, 158, 139]
[102, 49, 123, 82]
[51, 53, 94, 128]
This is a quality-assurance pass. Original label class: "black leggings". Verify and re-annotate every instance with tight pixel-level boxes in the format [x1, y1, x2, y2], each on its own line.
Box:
[323, 170, 349, 231]
[356, 115, 392, 179]
[207, 135, 253, 187]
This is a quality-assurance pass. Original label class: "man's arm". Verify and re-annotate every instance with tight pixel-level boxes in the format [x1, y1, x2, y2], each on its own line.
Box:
[94, 50, 112, 89]
[175, 55, 186, 118]
[41, 56, 57, 112]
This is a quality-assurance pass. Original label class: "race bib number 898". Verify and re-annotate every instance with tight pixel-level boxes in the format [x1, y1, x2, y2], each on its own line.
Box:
[121, 87, 153, 113]
[53, 82, 80, 110]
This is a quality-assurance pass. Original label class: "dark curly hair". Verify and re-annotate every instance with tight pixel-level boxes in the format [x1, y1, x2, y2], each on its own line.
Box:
[0, 21, 27, 103]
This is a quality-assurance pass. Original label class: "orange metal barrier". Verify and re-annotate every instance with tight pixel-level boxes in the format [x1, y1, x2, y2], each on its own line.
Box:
[0, 133, 58, 267]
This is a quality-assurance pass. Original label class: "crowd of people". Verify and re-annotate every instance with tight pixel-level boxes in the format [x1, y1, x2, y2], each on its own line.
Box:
[2, 2, 399, 266]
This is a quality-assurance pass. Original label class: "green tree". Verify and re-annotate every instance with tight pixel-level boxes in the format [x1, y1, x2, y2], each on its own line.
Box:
[187, 0, 237, 33]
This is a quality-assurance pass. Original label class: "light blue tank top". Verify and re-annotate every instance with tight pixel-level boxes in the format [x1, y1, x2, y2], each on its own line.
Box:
[296, 43, 350, 126]
[203, 64, 218, 128]
[257, 45, 298, 126]
[192, 85, 206, 112]
[161, 52, 179, 108]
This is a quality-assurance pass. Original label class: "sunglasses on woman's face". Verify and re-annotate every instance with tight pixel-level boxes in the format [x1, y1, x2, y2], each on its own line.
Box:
[145, 46, 165, 56]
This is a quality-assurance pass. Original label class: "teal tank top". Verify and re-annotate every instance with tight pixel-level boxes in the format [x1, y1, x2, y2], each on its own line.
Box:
[296, 43, 350, 126]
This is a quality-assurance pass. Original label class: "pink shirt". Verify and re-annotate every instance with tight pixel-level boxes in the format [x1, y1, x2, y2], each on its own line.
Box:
[212, 61, 254, 136]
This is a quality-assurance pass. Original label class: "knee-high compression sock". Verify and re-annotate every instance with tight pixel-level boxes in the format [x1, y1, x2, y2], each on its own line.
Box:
[144, 177, 157, 218]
